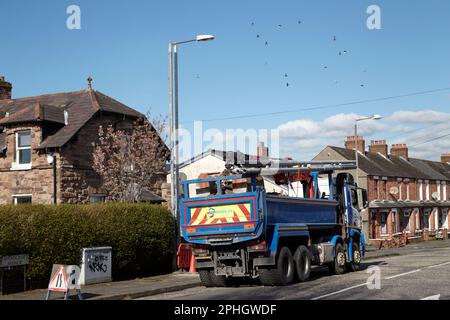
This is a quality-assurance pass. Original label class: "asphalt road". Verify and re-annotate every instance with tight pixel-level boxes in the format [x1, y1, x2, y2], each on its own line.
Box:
[141, 243, 450, 300]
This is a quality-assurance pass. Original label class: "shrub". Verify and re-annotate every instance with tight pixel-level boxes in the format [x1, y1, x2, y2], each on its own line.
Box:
[0, 203, 175, 289]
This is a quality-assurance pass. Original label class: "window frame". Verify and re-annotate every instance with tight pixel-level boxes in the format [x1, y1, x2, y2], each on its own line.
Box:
[12, 194, 32, 205]
[90, 194, 106, 203]
[12, 130, 32, 170]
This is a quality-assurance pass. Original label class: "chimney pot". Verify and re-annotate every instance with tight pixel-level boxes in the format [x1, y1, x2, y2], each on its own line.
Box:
[0, 76, 12, 100]
[345, 136, 365, 153]
[441, 153, 450, 163]
[390, 143, 409, 160]
[369, 140, 388, 156]
[257, 142, 269, 158]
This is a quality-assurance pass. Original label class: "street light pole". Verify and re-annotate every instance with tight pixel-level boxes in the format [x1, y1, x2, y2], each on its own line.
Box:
[168, 34, 215, 224]
[354, 114, 382, 186]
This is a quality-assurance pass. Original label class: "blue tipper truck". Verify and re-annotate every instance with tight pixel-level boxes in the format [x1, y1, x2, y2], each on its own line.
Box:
[179, 159, 368, 287]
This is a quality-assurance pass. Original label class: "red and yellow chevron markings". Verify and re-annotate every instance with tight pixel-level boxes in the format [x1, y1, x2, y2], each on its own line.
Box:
[189, 203, 251, 226]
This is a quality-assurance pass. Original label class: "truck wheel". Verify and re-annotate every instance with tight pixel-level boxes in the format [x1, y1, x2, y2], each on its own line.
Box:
[294, 245, 312, 282]
[328, 243, 346, 275]
[198, 269, 215, 287]
[348, 243, 361, 272]
[259, 247, 295, 286]
[209, 270, 229, 287]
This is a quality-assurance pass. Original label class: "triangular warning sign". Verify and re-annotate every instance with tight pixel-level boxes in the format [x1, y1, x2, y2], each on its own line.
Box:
[48, 265, 68, 292]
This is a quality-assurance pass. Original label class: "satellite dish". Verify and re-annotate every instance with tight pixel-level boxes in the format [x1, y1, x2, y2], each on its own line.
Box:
[389, 187, 399, 195]
[432, 192, 440, 201]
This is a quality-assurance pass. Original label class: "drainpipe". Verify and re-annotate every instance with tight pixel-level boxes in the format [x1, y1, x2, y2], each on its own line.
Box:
[53, 154, 57, 204]
[47, 152, 57, 204]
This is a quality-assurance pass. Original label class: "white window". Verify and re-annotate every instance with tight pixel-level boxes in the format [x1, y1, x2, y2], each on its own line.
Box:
[398, 179, 403, 200]
[423, 209, 430, 230]
[418, 180, 423, 201]
[415, 209, 420, 231]
[12, 195, 32, 205]
[380, 212, 388, 235]
[12, 131, 32, 170]
[404, 209, 411, 232]
[90, 194, 106, 203]
[406, 180, 410, 200]
[425, 180, 430, 201]
[443, 182, 447, 201]
[437, 181, 441, 201]
[442, 209, 448, 229]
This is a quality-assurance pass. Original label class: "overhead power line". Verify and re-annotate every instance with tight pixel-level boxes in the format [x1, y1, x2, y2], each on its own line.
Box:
[410, 132, 450, 147]
[182, 86, 450, 124]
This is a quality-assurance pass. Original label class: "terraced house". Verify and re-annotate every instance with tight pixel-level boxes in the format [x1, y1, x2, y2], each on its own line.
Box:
[0, 76, 167, 204]
[314, 137, 450, 246]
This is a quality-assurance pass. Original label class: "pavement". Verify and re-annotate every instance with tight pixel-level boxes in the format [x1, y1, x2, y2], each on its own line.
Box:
[1, 239, 449, 300]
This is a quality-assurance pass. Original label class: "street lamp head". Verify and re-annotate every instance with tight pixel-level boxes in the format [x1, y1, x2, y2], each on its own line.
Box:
[372, 114, 382, 120]
[196, 34, 215, 42]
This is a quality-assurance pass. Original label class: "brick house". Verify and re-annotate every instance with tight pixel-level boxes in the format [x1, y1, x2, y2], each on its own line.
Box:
[0, 76, 168, 204]
[314, 137, 450, 246]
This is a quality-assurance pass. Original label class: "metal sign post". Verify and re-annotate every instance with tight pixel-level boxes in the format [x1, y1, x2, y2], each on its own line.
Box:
[0, 254, 29, 295]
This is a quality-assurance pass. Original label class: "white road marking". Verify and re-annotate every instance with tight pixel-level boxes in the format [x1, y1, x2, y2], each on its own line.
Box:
[421, 294, 440, 300]
[312, 267, 424, 300]
[384, 269, 421, 280]
[426, 261, 450, 269]
[311, 283, 367, 300]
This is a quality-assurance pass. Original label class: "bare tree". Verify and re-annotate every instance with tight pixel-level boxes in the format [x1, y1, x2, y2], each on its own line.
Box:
[92, 115, 170, 202]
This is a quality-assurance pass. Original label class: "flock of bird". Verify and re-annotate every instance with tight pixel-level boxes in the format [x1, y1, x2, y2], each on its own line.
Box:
[249, 19, 366, 89]
[193, 19, 367, 89]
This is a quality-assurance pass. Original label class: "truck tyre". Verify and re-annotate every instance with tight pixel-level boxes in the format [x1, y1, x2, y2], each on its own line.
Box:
[328, 243, 346, 275]
[348, 242, 361, 272]
[209, 270, 229, 287]
[259, 247, 295, 286]
[198, 269, 215, 287]
[294, 245, 312, 282]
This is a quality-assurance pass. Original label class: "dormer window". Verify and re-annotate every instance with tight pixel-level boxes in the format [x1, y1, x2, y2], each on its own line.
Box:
[11, 130, 32, 170]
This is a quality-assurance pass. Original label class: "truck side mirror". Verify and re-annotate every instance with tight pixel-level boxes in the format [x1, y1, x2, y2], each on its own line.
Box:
[357, 188, 369, 209]
[362, 189, 368, 208]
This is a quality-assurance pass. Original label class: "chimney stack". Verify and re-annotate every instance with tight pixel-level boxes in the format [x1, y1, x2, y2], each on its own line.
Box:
[390, 144, 409, 160]
[257, 142, 269, 158]
[0, 76, 12, 100]
[369, 140, 388, 156]
[441, 153, 450, 163]
[345, 136, 365, 153]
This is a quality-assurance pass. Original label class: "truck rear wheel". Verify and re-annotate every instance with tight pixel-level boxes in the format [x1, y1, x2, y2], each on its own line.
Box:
[328, 243, 346, 275]
[198, 269, 214, 287]
[294, 245, 312, 282]
[259, 247, 295, 286]
[209, 270, 229, 287]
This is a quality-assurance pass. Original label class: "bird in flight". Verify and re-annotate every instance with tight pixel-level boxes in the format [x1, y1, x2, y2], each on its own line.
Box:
[333, 35, 337, 42]
[251, 22, 255, 26]
[278, 24, 283, 27]
[286, 82, 290, 87]
[284, 73, 288, 78]
[256, 34, 260, 38]
[298, 20, 302, 24]
[265, 41, 269, 46]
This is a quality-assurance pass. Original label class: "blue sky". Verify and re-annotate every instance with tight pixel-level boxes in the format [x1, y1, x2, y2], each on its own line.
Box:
[1, 0, 449, 161]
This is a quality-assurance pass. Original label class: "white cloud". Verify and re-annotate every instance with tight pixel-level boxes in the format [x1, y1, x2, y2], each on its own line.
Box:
[388, 110, 450, 123]
[276, 109, 450, 161]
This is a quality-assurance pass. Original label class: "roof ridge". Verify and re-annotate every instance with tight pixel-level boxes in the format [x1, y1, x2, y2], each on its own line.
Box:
[0, 90, 86, 103]
[89, 90, 101, 111]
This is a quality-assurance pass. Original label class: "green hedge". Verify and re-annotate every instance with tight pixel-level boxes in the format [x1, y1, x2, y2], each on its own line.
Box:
[0, 203, 175, 289]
